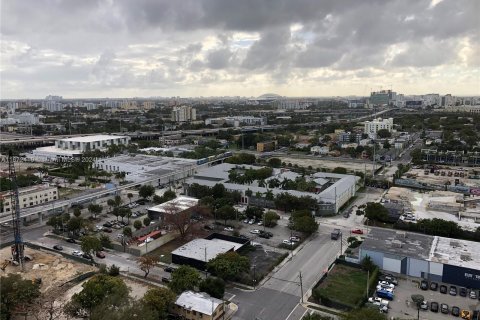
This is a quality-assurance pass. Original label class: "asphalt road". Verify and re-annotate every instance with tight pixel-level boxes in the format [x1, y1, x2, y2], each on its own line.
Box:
[230, 225, 347, 320]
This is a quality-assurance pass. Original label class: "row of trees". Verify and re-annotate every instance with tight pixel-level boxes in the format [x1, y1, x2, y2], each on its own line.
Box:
[228, 167, 273, 185]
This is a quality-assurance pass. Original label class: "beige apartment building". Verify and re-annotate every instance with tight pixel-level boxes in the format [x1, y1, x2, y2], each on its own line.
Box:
[0, 184, 58, 215]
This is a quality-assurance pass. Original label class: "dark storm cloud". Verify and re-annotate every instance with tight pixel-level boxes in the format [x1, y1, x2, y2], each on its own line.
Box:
[1, 0, 478, 97]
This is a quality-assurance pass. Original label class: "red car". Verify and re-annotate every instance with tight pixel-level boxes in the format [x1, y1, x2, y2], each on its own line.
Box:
[96, 251, 106, 259]
[351, 229, 364, 234]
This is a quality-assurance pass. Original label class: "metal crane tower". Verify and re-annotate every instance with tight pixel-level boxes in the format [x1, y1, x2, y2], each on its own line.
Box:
[8, 150, 25, 270]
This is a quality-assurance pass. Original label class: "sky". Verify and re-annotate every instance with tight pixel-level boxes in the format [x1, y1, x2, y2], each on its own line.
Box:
[1, 0, 479, 99]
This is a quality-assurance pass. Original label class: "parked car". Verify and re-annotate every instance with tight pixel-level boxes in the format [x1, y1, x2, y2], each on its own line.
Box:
[368, 297, 389, 307]
[103, 222, 112, 228]
[441, 303, 449, 314]
[459, 287, 467, 297]
[452, 306, 460, 317]
[379, 275, 398, 285]
[290, 236, 301, 242]
[250, 229, 260, 234]
[96, 251, 105, 259]
[243, 219, 249, 224]
[72, 250, 83, 256]
[440, 285, 448, 294]
[161, 277, 170, 283]
[376, 285, 394, 293]
[82, 253, 93, 260]
[102, 227, 113, 233]
[282, 240, 294, 246]
[224, 227, 234, 232]
[257, 221, 263, 226]
[351, 229, 364, 234]
[431, 302, 439, 313]
[420, 301, 429, 311]
[53, 245, 63, 251]
[258, 233, 271, 239]
[430, 281, 438, 291]
[420, 280, 429, 290]
[248, 219, 255, 225]
[469, 290, 477, 299]
[164, 266, 175, 273]
[66, 238, 76, 244]
[450, 285, 458, 296]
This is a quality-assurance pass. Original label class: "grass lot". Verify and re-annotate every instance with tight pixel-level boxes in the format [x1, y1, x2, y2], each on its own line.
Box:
[314, 263, 368, 308]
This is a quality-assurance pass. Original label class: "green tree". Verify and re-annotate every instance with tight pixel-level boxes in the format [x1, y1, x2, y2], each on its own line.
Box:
[364, 202, 390, 223]
[0, 274, 41, 319]
[123, 227, 133, 238]
[207, 252, 250, 281]
[267, 157, 282, 168]
[66, 274, 129, 318]
[168, 265, 201, 294]
[216, 205, 236, 225]
[141, 287, 176, 318]
[99, 234, 112, 249]
[67, 216, 84, 236]
[264, 211, 280, 227]
[361, 255, 376, 272]
[143, 217, 151, 226]
[127, 193, 133, 204]
[133, 220, 142, 230]
[80, 236, 102, 256]
[73, 207, 82, 217]
[332, 167, 347, 174]
[88, 203, 103, 219]
[137, 255, 159, 278]
[139, 185, 155, 200]
[163, 189, 177, 201]
[199, 277, 225, 299]
[376, 129, 391, 139]
[292, 215, 318, 235]
[341, 307, 387, 320]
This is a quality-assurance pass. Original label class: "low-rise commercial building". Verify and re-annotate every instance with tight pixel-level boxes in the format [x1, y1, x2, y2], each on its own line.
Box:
[30, 135, 130, 161]
[0, 184, 58, 215]
[172, 291, 224, 320]
[360, 228, 480, 289]
[147, 196, 199, 221]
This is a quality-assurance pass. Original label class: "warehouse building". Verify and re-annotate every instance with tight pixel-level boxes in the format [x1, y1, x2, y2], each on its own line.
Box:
[172, 233, 249, 270]
[359, 228, 480, 289]
[93, 154, 197, 183]
[30, 134, 130, 161]
[184, 163, 358, 215]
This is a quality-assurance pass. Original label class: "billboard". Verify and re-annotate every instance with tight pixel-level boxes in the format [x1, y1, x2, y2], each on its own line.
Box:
[442, 264, 480, 289]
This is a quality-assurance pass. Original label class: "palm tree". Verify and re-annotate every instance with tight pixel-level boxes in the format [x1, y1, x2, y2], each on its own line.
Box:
[127, 193, 133, 204]
[258, 179, 266, 188]
[265, 189, 274, 201]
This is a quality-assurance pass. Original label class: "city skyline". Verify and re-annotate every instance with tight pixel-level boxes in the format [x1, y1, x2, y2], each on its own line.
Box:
[1, 0, 479, 99]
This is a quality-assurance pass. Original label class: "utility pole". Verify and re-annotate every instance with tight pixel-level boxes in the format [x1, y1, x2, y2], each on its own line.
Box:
[299, 271, 304, 303]
[253, 265, 257, 289]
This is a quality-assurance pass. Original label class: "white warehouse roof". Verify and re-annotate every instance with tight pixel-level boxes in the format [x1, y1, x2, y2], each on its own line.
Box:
[175, 291, 223, 316]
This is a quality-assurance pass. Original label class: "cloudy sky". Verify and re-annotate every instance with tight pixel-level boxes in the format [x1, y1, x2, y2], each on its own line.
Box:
[1, 0, 479, 99]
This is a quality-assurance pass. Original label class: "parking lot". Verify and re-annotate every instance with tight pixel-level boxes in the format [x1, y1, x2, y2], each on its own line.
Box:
[389, 278, 480, 320]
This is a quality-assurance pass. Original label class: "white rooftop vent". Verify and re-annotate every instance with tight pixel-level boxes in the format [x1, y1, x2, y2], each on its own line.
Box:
[460, 253, 471, 262]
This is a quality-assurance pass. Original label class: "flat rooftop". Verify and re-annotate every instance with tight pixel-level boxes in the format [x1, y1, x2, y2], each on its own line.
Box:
[361, 228, 434, 261]
[172, 238, 238, 262]
[430, 236, 480, 269]
[59, 135, 129, 142]
[175, 291, 222, 316]
[148, 196, 199, 214]
[32, 146, 82, 155]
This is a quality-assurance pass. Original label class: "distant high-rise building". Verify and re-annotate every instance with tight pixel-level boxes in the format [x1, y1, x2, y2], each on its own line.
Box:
[171, 106, 196, 122]
[369, 90, 396, 106]
[441, 94, 455, 107]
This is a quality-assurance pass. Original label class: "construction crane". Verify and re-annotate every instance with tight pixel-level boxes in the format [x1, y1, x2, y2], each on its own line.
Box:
[8, 150, 25, 270]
